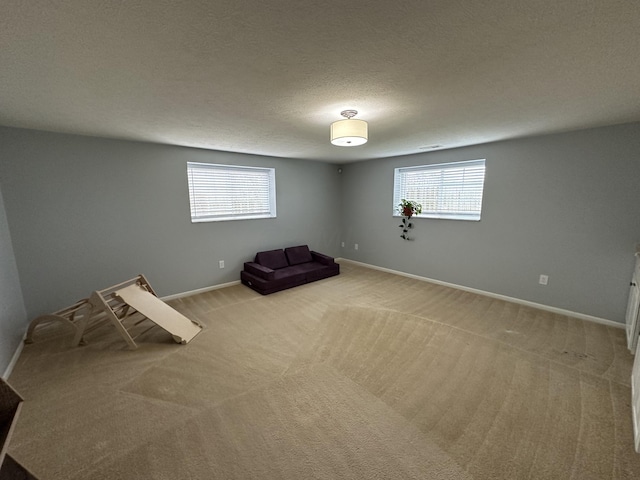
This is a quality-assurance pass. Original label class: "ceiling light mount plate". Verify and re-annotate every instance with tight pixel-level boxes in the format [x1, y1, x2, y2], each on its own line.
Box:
[331, 110, 368, 147]
[340, 109, 358, 120]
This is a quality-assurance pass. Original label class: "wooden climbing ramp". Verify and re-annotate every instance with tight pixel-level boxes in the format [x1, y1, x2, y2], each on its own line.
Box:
[25, 298, 91, 345]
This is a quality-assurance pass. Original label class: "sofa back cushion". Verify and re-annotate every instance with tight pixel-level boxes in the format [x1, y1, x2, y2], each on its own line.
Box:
[255, 249, 289, 270]
[285, 245, 313, 266]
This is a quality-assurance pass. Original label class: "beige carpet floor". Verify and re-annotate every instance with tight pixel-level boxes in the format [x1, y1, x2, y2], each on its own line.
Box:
[6, 262, 640, 479]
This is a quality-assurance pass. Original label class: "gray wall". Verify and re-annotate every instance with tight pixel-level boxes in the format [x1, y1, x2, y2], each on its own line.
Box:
[0, 127, 342, 319]
[0, 183, 27, 376]
[1, 120, 639, 373]
[340, 122, 640, 323]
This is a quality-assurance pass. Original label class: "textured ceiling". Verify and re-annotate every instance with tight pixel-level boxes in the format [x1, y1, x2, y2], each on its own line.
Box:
[1, 0, 639, 163]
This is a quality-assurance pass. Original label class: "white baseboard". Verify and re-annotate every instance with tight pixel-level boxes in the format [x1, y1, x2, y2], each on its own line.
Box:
[338, 258, 623, 329]
[161, 280, 241, 302]
[2, 335, 26, 380]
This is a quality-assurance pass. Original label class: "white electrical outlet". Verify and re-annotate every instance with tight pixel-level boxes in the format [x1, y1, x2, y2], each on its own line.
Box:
[341, 241, 345, 247]
[539, 274, 548, 285]
[355, 243, 359, 250]
[219, 260, 225, 269]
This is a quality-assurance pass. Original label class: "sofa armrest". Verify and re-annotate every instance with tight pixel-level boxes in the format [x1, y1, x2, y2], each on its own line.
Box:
[311, 251, 335, 266]
[244, 262, 275, 280]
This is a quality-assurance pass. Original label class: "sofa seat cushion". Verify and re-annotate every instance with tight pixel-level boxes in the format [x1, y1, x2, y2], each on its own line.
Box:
[306, 263, 339, 282]
[272, 266, 303, 281]
[255, 249, 289, 270]
[272, 263, 319, 279]
[285, 245, 313, 266]
[241, 270, 301, 294]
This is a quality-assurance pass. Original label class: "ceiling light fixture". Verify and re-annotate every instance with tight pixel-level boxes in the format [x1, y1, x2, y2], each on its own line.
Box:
[330, 110, 368, 147]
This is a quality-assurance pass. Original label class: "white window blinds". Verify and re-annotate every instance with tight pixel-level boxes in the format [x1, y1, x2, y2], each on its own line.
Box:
[393, 159, 486, 221]
[187, 162, 276, 223]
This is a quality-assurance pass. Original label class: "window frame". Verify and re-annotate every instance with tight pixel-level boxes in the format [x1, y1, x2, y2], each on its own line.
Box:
[186, 162, 277, 223]
[393, 159, 486, 221]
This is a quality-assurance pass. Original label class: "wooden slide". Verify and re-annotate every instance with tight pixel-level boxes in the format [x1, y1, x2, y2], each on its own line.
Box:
[113, 283, 202, 346]
[27, 275, 203, 349]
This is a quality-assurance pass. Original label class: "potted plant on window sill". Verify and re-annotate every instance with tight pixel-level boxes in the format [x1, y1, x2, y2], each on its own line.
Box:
[398, 199, 422, 240]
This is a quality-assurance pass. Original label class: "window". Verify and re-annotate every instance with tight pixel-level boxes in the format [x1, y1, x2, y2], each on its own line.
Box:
[187, 162, 276, 223]
[393, 159, 486, 221]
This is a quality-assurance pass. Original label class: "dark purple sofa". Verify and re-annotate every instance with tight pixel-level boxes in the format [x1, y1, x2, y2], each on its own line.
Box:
[240, 245, 339, 295]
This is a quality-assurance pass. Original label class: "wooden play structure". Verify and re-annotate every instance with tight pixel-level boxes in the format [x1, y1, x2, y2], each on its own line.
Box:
[26, 275, 203, 350]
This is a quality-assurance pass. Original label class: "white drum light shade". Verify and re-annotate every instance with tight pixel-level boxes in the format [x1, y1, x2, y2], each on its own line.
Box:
[330, 110, 368, 146]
